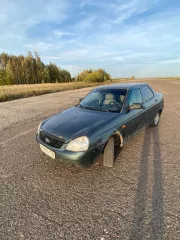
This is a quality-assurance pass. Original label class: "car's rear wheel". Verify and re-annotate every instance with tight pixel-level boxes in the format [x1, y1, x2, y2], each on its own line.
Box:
[103, 137, 114, 167]
[150, 112, 160, 127]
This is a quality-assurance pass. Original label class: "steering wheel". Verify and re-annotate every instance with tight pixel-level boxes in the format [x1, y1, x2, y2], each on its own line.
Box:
[109, 101, 121, 107]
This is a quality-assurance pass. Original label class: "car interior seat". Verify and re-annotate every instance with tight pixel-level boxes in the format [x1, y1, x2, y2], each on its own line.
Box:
[103, 93, 115, 105]
[120, 95, 125, 104]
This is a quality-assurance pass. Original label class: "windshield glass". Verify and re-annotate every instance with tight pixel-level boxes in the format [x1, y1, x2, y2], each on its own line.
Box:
[79, 89, 127, 112]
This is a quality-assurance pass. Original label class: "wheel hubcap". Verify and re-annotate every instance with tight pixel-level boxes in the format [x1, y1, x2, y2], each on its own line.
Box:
[154, 113, 159, 125]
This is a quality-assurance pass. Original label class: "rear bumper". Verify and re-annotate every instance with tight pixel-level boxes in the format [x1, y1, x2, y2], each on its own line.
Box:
[36, 134, 101, 168]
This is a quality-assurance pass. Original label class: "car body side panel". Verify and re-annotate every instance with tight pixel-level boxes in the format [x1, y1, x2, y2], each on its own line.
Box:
[89, 114, 126, 148]
[143, 99, 158, 125]
[157, 92, 164, 110]
[123, 109, 145, 141]
[143, 92, 164, 125]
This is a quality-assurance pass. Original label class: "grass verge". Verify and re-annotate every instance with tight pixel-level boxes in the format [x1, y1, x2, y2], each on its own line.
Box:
[0, 80, 122, 102]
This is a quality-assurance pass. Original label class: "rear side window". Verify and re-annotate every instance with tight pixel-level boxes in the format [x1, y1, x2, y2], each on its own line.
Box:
[140, 85, 154, 102]
[128, 89, 143, 106]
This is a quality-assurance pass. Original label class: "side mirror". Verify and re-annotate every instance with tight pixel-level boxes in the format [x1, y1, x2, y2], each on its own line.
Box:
[126, 103, 143, 113]
[129, 103, 143, 110]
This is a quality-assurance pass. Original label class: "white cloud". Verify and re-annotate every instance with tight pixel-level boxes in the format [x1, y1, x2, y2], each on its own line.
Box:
[0, 0, 69, 34]
[73, 16, 96, 31]
[80, 0, 91, 8]
[157, 58, 180, 64]
[59, 64, 84, 75]
[112, 8, 137, 25]
[54, 31, 75, 37]
[0, 0, 180, 77]
[111, 56, 125, 61]
[113, 0, 138, 11]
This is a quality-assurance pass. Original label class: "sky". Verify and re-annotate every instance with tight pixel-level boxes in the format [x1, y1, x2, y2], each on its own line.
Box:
[1, 0, 180, 77]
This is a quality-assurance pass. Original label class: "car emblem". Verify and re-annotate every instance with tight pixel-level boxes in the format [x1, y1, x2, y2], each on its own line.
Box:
[45, 138, 50, 143]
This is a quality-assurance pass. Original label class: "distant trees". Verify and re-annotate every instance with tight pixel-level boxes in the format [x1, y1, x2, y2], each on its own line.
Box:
[0, 52, 71, 85]
[76, 69, 111, 83]
[131, 76, 135, 80]
[0, 52, 112, 85]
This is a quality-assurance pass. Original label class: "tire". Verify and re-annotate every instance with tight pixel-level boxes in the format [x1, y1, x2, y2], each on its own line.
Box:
[150, 112, 160, 127]
[103, 137, 115, 167]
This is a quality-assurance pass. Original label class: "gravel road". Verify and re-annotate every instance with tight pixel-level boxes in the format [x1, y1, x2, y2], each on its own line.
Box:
[0, 80, 180, 240]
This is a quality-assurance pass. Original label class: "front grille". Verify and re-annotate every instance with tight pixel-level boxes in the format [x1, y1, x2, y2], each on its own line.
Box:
[39, 130, 65, 148]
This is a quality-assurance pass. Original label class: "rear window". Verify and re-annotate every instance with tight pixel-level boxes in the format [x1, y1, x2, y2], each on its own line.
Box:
[140, 85, 154, 102]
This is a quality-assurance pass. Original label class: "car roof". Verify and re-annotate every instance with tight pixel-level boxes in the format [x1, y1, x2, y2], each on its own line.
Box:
[97, 82, 147, 90]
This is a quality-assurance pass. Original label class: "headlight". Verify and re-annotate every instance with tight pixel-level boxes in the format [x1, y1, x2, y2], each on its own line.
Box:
[37, 122, 42, 134]
[66, 136, 89, 152]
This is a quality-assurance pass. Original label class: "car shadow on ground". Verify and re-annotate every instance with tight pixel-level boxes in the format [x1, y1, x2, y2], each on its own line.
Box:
[129, 126, 164, 240]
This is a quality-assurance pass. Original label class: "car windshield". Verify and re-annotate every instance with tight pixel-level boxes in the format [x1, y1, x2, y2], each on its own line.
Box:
[78, 88, 127, 112]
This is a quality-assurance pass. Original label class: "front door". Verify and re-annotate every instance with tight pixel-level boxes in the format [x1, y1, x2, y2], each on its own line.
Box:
[123, 88, 145, 141]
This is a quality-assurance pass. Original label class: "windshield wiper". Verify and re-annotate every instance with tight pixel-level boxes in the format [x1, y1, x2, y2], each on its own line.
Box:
[78, 104, 109, 112]
[107, 109, 119, 113]
[78, 104, 84, 108]
[78, 104, 90, 109]
[88, 107, 109, 112]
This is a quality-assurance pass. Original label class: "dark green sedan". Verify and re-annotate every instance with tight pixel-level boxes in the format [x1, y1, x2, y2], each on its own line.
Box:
[36, 83, 164, 168]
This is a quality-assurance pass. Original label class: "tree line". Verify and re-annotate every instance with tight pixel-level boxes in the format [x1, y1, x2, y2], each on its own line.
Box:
[0, 52, 71, 85]
[0, 51, 112, 85]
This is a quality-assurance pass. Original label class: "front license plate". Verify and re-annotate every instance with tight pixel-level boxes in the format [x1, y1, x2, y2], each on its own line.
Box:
[40, 144, 55, 159]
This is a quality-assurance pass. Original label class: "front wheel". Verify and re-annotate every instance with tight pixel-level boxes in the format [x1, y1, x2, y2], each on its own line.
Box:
[150, 112, 160, 127]
[103, 137, 114, 167]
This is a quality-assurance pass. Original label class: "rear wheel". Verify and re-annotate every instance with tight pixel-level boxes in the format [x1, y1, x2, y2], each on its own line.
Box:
[150, 112, 160, 127]
[103, 137, 114, 167]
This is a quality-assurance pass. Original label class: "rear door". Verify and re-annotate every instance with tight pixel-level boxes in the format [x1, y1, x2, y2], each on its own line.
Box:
[123, 88, 145, 141]
[140, 85, 158, 125]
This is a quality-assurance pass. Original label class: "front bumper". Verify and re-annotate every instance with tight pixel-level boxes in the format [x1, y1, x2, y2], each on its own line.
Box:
[36, 134, 102, 168]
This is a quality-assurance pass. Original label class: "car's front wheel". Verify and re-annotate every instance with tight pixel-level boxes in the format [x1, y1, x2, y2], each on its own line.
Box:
[103, 137, 114, 167]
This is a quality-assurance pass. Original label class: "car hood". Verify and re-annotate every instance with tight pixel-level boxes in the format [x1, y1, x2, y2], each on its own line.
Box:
[42, 107, 117, 142]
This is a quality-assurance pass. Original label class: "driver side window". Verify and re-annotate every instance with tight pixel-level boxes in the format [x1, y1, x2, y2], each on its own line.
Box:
[128, 89, 143, 106]
[81, 92, 101, 108]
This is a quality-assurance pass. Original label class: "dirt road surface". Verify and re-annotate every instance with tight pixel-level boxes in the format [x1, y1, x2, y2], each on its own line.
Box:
[0, 80, 180, 239]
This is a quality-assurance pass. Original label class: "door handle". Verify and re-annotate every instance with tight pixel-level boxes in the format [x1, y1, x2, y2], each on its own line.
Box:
[155, 99, 158, 102]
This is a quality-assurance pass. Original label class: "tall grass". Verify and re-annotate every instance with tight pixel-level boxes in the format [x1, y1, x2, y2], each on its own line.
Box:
[0, 80, 120, 102]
